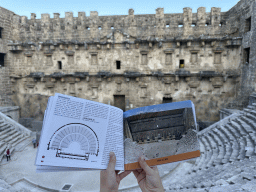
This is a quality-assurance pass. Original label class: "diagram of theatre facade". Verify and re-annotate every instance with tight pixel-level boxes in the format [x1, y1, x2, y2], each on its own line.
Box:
[47, 123, 99, 161]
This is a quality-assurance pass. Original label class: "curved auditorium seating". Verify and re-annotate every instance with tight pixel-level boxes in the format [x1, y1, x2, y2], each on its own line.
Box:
[49, 123, 99, 157]
[165, 103, 256, 191]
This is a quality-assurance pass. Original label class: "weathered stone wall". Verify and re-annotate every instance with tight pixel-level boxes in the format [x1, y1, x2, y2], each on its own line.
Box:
[225, 0, 256, 106]
[11, 73, 238, 121]
[8, 40, 241, 75]
[0, 7, 16, 106]
[0, 106, 20, 122]
[1, 0, 255, 121]
[10, 7, 234, 43]
[11, 93, 49, 120]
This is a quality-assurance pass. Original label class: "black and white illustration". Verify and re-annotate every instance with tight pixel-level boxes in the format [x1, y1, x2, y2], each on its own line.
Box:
[47, 123, 99, 161]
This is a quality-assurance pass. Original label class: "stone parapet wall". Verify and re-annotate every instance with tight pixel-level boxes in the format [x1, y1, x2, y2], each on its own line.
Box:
[11, 7, 235, 42]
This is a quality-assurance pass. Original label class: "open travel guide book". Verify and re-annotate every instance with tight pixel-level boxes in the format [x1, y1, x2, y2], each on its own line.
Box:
[35, 93, 200, 172]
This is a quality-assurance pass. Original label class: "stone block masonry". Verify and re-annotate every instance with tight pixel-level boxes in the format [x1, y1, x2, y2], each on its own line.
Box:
[0, 7, 16, 107]
[0, 0, 255, 121]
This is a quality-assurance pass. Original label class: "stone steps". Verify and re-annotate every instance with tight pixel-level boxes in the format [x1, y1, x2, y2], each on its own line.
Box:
[0, 125, 13, 135]
[205, 133, 219, 168]
[168, 157, 256, 192]
[216, 127, 232, 163]
[209, 131, 225, 165]
[220, 125, 239, 162]
[0, 119, 5, 125]
[200, 136, 212, 169]
[11, 178, 55, 192]
[4, 128, 18, 137]
[244, 108, 256, 117]
[167, 103, 256, 192]
[0, 123, 11, 130]
[224, 124, 243, 160]
[8, 134, 23, 145]
[2, 131, 19, 143]
[0, 146, 15, 162]
[0, 145, 13, 162]
[197, 136, 209, 171]
[0, 119, 32, 162]
[189, 112, 256, 172]
[191, 138, 205, 172]
[242, 113, 256, 126]
[12, 135, 29, 148]
[0, 143, 7, 160]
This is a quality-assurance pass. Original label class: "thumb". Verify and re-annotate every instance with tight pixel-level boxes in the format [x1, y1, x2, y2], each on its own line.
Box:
[139, 156, 153, 175]
[107, 152, 116, 171]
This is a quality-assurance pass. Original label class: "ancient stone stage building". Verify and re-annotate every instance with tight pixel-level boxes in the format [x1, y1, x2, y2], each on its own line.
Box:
[0, 0, 255, 123]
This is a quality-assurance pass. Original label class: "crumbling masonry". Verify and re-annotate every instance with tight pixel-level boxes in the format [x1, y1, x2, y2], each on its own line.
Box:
[0, 0, 255, 122]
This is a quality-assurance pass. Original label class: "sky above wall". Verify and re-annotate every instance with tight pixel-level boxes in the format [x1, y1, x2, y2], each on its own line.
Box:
[0, 0, 240, 19]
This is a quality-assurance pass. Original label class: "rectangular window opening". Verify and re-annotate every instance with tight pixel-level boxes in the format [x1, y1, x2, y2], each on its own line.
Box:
[0, 53, 5, 67]
[163, 97, 173, 103]
[178, 24, 183, 28]
[179, 59, 184, 68]
[116, 60, 121, 69]
[245, 17, 251, 32]
[58, 61, 62, 69]
[114, 95, 125, 111]
[0, 28, 3, 38]
[244, 48, 250, 63]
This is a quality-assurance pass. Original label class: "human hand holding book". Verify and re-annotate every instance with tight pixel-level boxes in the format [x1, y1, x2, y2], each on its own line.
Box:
[100, 152, 164, 192]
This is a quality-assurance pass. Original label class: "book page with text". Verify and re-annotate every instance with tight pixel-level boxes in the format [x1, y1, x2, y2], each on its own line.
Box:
[35, 93, 123, 170]
[100, 107, 124, 170]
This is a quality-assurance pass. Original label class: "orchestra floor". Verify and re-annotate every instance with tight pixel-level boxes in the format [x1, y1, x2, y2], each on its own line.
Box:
[0, 142, 182, 191]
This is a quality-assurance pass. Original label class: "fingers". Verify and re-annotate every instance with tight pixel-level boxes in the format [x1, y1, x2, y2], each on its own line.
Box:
[119, 171, 132, 181]
[151, 166, 159, 172]
[107, 152, 116, 171]
[133, 170, 140, 178]
[116, 170, 121, 174]
[139, 156, 153, 175]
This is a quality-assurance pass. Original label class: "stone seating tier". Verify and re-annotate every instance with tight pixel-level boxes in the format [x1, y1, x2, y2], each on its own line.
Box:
[166, 103, 256, 192]
[0, 117, 32, 162]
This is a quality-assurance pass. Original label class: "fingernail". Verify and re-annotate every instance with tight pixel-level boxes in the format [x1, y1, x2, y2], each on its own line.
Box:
[110, 151, 114, 157]
[140, 155, 145, 161]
